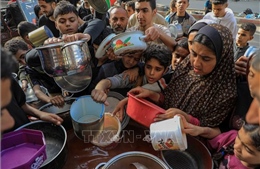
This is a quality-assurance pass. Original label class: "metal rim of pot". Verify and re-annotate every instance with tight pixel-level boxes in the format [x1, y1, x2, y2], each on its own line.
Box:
[95, 151, 169, 169]
[160, 135, 213, 169]
[15, 121, 68, 169]
[106, 91, 130, 130]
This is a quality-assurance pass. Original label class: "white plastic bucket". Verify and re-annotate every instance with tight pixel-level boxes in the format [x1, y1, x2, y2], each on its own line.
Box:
[150, 115, 187, 151]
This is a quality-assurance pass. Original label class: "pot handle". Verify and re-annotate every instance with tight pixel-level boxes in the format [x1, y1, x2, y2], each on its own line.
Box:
[95, 162, 106, 169]
[60, 38, 89, 50]
[139, 35, 147, 41]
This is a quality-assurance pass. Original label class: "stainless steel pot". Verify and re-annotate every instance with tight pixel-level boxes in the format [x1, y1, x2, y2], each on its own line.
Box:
[36, 39, 91, 77]
[95, 151, 168, 169]
[161, 135, 213, 169]
[168, 23, 183, 39]
[70, 95, 105, 141]
[38, 98, 76, 130]
[16, 121, 68, 169]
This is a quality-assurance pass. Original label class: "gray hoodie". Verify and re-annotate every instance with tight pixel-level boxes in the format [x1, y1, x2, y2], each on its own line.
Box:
[203, 8, 237, 40]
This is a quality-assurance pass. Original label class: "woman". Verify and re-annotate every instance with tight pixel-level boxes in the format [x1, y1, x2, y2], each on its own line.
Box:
[128, 24, 237, 128]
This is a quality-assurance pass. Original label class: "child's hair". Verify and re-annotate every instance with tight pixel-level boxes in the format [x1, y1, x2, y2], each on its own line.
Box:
[125, 1, 135, 11]
[53, 0, 78, 19]
[143, 43, 172, 69]
[4, 37, 29, 56]
[17, 21, 38, 38]
[174, 37, 189, 51]
[34, 5, 42, 18]
[243, 123, 260, 151]
[240, 23, 257, 36]
[212, 0, 227, 5]
[1, 49, 18, 79]
[250, 50, 260, 72]
[136, 0, 156, 10]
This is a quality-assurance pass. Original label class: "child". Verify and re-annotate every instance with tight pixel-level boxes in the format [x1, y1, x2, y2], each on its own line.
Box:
[246, 52, 260, 125]
[234, 23, 256, 61]
[91, 43, 172, 120]
[203, 0, 237, 40]
[125, 1, 135, 17]
[45, 0, 105, 44]
[171, 37, 189, 70]
[168, 0, 196, 37]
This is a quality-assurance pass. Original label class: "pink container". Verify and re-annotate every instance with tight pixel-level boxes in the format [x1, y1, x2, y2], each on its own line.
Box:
[127, 93, 165, 127]
[1, 129, 47, 169]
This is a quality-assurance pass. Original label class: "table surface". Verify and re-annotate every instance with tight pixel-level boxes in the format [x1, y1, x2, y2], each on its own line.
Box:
[62, 120, 161, 169]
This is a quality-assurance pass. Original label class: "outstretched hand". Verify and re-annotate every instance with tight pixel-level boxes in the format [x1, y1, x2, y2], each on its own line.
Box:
[39, 112, 63, 126]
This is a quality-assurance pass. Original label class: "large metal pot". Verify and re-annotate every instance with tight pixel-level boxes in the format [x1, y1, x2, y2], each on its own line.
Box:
[161, 135, 213, 169]
[111, 31, 147, 56]
[16, 121, 68, 169]
[70, 95, 105, 142]
[36, 39, 91, 77]
[38, 98, 76, 130]
[95, 151, 169, 169]
[53, 64, 92, 93]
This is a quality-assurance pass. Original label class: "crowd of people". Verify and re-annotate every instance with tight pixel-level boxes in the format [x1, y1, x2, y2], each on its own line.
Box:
[1, 0, 260, 168]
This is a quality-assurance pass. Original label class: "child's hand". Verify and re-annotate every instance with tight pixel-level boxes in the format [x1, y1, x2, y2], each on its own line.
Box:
[44, 37, 62, 45]
[123, 67, 139, 83]
[62, 33, 90, 42]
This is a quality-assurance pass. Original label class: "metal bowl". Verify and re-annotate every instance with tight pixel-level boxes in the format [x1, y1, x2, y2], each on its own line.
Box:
[95, 151, 168, 169]
[36, 39, 91, 77]
[161, 135, 213, 169]
[16, 121, 68, 169]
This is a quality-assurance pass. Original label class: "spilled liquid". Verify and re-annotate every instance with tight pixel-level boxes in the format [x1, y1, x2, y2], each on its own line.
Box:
[63, 119, 160, 169]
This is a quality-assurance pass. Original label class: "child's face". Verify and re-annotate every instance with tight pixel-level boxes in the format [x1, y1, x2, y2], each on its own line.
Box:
[248, 65, 260, 100]
[125, 5, 135, 17]
[122, 52, 142, 69]
[55, 12, 79, 35]
[236, 28, 253, 47]
[188, 31, 197, 51]
[171, 46, 189, 70]
[145, 58, 167, 84]
[212, 3, 227, 17]
[234, 126, 260, 168]
[176, 0, 189, 14]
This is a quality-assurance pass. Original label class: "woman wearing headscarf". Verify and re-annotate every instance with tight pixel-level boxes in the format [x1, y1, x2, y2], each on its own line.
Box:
[129, 24, 237, 131]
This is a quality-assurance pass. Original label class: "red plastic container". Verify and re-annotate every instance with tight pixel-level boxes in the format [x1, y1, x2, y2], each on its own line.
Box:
[127, 93, 165, 127]
[1, 129, 47, 169]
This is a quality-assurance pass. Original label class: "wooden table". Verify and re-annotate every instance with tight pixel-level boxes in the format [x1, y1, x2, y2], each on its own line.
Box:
[62, 120, 161, 169]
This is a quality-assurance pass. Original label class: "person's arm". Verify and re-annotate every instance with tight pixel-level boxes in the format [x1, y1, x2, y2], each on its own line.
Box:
[178, 114, 221, 139]
[21, 103, 63, 125]
[144, 26, 176, 51]
[246, 98, 260, 124]
[128, 86, 161, 103]
[33, 84, 64, 107]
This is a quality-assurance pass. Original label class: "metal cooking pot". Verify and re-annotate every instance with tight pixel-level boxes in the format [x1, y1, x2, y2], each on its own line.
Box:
[38, 98, 76, 130]
[168, 23, 183, 39]
[16, 121, 68, 169]
[161, 135, 213, 169]
[36, 39, 91, 77]
[95, 151, 168, 169]
[53, 64, 92, 93]
[70, 95, 105, 141]
[28, 26, 54, 47]
[111, 31, 147, 56]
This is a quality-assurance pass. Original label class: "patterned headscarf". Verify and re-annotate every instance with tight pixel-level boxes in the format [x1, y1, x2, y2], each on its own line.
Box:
[163, 24, 237, 127]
